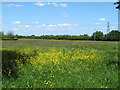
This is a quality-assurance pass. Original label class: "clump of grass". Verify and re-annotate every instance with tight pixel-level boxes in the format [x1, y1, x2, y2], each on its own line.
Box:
[2, 48, 32, 78]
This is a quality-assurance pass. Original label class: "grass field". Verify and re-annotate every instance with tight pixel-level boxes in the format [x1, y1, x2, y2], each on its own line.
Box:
[1, 39, 120, 88]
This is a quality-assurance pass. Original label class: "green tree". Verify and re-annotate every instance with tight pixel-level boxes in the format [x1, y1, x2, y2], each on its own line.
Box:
[14, 34, 19, 38]
[114, 1, 120, 9]
[30, 35, 35, 39]
[0, 32, 4, 39]
[6, 31, 14, 40]
[105, 30, 120, 41]
[80, 34, 90, 40]
[91, 31, 104, 41]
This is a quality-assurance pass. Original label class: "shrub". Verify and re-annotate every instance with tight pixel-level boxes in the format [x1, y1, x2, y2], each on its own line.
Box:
[2, 49, 30, 78]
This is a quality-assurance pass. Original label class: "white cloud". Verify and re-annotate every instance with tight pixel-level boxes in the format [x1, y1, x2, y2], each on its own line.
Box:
[52, 3, 68, 7]
[2, 3, 14, 7]
[52, 3, 59, 7]
[47, 24, 71, 27]
[41, 24, 47, 27]
[34, 2, 46, 6]
[47, 3, 51, 5]
[22, 25, 32, 28]
[48, 24, 57, 27]
[59, 4, 68, 7]
[13, 28, 20, 31]
[38, 24, 47, 27]
[57, 24, 72, 27]
[57, 24, 79, 27]
[99, 18, 106, 21]
[2, 3, 24, 7]
[32, 21, 39, 24]
[11, 21, 21, 24]
[38, 24, 79, 28]
[111, 26, 117, 29]
[47, 28, 54, 31]
[15, 5, 24, 7]
[34, 2, 68, 7]
[95, 23, 101, 25]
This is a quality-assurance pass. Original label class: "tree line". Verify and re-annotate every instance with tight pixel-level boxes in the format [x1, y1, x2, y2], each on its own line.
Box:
[0, 30, 120, 41]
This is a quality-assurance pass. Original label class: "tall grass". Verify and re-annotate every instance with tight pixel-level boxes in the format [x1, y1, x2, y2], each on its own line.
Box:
[2, 40, 119, 88]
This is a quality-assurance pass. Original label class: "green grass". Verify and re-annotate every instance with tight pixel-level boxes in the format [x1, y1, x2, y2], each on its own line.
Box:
[2, 39, 120, 88]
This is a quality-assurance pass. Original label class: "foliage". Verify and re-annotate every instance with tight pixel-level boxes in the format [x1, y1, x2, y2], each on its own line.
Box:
[114, 1, 120, 9]
[91, 31, 104, 41]
[1, 31, 15, 40]
[105, 30, 120, 41]
[2, 48, 31, 78]
[1, 30, 120, 41]
[2, 40, 119, 88]
[6, 32, 14, 40]
[0, 32, 4, 38]
[17, 30, 120, 41]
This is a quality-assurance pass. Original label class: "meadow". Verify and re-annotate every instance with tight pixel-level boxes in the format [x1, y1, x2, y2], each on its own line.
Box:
[1, 39, 120, 88]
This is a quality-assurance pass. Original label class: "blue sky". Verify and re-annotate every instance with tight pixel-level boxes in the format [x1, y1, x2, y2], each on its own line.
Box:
[2, 2, 118, 36]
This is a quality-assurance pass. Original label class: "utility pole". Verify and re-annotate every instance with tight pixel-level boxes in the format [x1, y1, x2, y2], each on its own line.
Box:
[94, 29, 96, 41]
[107, 22, 110, 34]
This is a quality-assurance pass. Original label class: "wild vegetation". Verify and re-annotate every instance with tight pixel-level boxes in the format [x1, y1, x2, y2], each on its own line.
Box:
[2, 39, 119, 88]
[1, 1, 119, 88]
[0, 30, 120, 41]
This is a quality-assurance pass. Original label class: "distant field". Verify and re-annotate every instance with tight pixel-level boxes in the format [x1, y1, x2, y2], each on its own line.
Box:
[2, 39, 119, 49]
[2, 39, 120, 88]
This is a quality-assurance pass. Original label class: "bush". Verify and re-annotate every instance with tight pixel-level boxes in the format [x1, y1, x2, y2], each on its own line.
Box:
[2, 49, 30, 78]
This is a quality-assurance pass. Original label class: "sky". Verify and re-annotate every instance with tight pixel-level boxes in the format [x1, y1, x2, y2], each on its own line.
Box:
[1, 2, 118, 36]
[1, 0, 116, 2]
